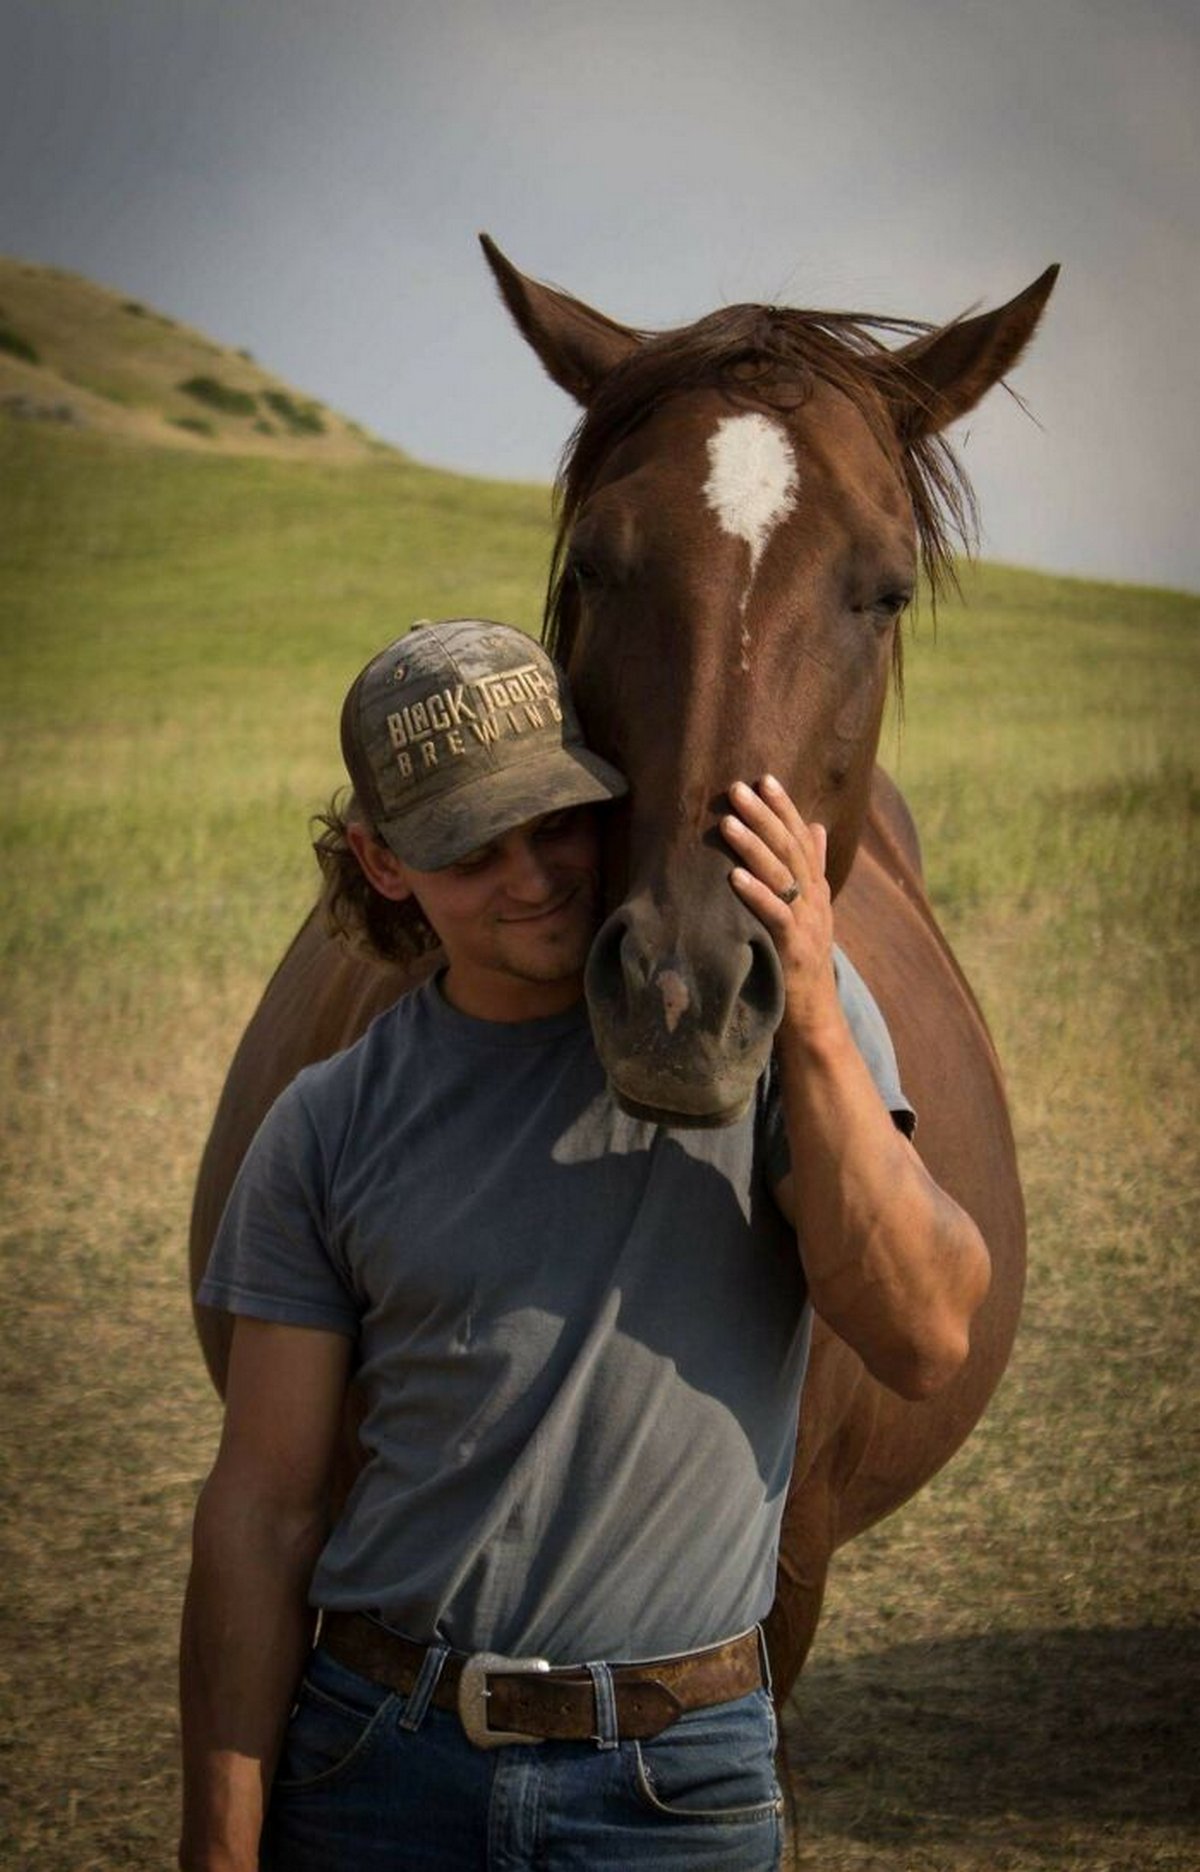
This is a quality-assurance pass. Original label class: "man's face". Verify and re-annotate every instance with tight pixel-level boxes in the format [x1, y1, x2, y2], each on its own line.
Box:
[369, 806, 602, 1021]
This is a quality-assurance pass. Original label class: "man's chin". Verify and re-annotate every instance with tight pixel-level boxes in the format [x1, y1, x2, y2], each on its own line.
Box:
[497, 929, 592, 987]
[503, 952, 589, 988]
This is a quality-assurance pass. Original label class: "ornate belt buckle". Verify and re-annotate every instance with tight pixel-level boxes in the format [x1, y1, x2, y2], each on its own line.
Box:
[457, 1651, 551, 1749]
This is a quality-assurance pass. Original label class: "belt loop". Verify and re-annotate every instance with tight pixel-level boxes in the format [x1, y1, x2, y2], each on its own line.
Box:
[754, 1623, 773, 1700]
[398, 1640, 450, 1732]
[585, 1660, 620, 1751]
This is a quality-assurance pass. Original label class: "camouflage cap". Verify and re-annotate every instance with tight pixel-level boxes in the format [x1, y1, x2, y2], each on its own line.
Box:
[340, 619, 627, 871]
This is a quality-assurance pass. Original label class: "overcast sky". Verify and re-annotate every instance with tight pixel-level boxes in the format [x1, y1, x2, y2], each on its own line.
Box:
[3, 0, 1197, 591]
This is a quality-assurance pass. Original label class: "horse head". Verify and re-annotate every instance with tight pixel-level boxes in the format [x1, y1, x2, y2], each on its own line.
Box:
[482, 236, 1057, 1126]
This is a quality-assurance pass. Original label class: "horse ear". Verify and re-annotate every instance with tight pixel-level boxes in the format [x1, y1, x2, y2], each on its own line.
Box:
[479, 233, 643, 405]
[885, 265, 1059, 440]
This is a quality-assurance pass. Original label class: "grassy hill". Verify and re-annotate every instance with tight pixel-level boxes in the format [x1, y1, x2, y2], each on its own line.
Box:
[1, 271, 1197, 1870]
[0, 255, 393, 461]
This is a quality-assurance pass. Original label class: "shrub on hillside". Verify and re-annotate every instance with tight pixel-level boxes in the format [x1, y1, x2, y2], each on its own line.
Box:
[262, 389, 325, 436]
[178, 375, 258, 418]
[171, 415, 215, 437]
[127, 303, 177, 329]
[0, 326, 41, 365]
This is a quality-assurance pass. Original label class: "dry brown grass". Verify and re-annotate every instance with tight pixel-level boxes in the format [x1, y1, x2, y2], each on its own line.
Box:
[780, 901, 1199, 1870]
[2, 1016, 222, 1865]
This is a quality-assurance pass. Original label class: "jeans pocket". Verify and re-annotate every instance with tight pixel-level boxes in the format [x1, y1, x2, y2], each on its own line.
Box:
[274, 1653, 397, 1792]
[630, 1691, 783, 1825]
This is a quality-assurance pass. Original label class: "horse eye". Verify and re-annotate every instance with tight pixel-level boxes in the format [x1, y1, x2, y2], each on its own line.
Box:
[568, 553, 603, 591]
[866, 589, 912, 625]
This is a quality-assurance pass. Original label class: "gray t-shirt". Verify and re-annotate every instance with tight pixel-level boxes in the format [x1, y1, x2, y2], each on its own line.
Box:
[200, 951, 911, 1662]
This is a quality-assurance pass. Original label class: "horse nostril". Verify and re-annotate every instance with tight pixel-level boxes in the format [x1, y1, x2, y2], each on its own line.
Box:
[586, 910, 635, 1015]
[739, 930, 785, 1025]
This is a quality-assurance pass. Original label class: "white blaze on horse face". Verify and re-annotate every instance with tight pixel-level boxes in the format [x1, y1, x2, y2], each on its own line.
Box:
[702, 413, 799, 665]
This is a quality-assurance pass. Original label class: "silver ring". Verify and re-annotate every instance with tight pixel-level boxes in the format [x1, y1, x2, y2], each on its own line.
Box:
[778, 879, 802, 906]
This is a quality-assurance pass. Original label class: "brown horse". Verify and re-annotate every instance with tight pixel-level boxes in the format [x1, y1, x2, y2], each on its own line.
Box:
[190, 238, 1056, 1698]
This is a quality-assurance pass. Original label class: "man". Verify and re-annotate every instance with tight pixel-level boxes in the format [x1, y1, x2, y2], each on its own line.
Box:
[180, 618, 990, 1871]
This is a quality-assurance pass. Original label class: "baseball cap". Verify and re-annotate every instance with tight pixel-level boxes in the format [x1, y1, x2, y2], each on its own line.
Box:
[340, 619, 628, 871]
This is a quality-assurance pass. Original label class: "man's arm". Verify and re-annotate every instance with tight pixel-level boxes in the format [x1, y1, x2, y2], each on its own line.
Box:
[724, 777, 991, 1400]
[179, 1317, 353, 1872]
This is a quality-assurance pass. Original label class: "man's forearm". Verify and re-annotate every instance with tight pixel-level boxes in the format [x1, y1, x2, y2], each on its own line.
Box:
[777, 1005, 991, 1398]
[179, 1474, 325, 1872]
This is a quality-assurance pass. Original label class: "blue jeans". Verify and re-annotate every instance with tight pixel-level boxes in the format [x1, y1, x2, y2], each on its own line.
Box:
[262, 1644, 783, 1869]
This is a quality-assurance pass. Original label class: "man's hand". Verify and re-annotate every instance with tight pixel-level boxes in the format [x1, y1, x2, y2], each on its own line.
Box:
[722, 775, 839, 1038]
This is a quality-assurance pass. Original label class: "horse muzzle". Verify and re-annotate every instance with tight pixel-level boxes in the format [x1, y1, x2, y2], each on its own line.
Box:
[584, 892, 785, 1127]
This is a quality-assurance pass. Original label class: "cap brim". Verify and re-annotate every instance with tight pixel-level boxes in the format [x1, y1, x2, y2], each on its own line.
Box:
[375, 745, 628, 872]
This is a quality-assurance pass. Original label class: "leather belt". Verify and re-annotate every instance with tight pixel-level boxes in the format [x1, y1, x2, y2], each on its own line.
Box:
[320, 1611, 763, 1748]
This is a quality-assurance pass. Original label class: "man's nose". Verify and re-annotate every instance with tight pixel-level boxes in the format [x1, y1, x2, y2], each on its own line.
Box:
[502, 837, 556, 901]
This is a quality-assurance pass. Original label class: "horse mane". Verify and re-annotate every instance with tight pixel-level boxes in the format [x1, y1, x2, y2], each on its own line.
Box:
[543, 302, 980, 688]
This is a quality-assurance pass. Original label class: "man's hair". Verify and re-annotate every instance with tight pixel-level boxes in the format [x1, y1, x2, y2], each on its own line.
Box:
[311, 791, 439, 966]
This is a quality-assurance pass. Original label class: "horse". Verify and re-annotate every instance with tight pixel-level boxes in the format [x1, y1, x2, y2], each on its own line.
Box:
[189, 237, 1056, 1700]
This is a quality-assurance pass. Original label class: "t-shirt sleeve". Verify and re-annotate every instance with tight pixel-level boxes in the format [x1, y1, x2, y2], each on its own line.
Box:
[196, 1079, 360, 1336]
[762, 944, 916, 1191]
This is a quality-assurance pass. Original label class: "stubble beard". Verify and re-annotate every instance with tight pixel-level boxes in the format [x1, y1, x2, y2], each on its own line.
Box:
[490, 882, 597, 986]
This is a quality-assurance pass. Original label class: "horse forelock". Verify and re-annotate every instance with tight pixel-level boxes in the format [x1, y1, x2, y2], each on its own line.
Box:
[543, 301, 980, 694]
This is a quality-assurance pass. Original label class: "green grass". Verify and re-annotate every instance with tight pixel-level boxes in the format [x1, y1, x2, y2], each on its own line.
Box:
[1, 419, 1196, 1869]
[1, 425, 551, 1032]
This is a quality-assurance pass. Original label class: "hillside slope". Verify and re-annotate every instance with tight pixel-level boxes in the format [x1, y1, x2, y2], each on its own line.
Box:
[0, 256, 395, 462]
